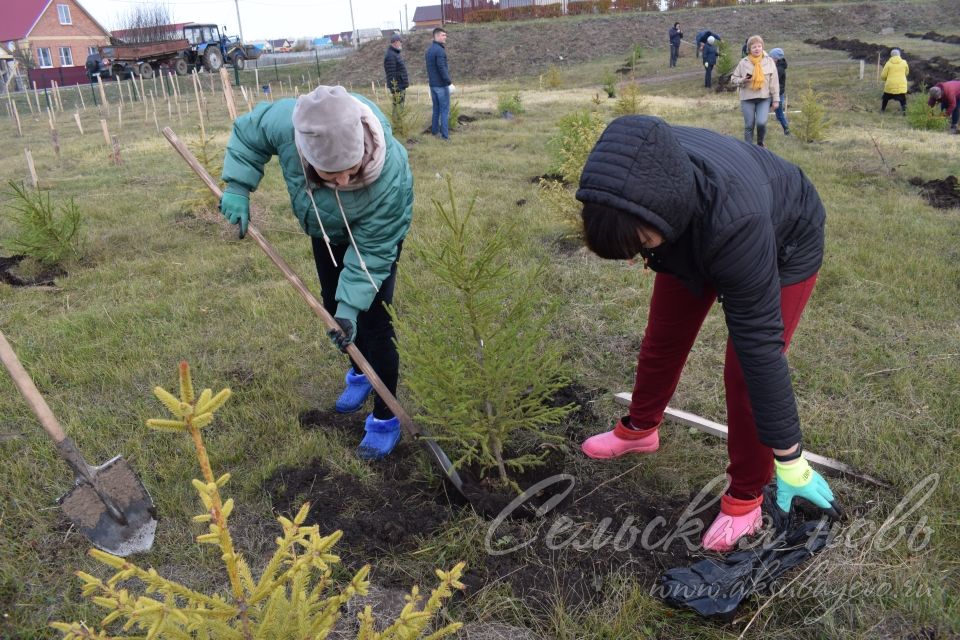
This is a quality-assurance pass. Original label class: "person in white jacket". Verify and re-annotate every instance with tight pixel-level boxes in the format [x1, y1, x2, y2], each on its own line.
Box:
[730, 35, 780, 146]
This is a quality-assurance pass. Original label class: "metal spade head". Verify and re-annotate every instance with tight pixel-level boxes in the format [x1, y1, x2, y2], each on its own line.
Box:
[58, 455, 158, 557]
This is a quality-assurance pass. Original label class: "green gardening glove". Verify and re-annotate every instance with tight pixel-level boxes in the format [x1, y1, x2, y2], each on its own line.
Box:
[219, 184, 249, 239]
[775, 456, 839, 517]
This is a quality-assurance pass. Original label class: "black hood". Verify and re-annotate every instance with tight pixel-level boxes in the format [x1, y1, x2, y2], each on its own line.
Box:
[576, 116, 698, 243]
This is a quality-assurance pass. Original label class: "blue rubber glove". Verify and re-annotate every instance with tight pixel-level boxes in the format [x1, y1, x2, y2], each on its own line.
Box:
[328, 303, 359, 352]
[775, 456, 838, 516]
[219, 184, 249, 239]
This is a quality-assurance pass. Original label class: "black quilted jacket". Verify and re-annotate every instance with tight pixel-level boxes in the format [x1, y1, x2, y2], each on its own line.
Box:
[576, 116, 826, 448]
[383, 45, 409, 92]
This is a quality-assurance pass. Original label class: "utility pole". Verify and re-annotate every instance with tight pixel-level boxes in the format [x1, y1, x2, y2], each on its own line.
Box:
[439, 0, 444, 26]
[234, 0, 245, 43]
[399, 10, 403, 33]
[348, 0, 357, 47]
[405, 4, 409, 32]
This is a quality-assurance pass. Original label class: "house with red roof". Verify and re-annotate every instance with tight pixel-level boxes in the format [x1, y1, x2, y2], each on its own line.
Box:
[1, 0, 110, 86]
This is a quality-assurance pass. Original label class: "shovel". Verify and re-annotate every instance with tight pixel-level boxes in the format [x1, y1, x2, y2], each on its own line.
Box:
[162, 127, 468, 498]
[0, 331, 158, 556]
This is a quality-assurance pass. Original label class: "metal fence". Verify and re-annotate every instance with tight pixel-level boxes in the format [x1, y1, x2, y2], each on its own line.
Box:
[248, 48, 354, 69]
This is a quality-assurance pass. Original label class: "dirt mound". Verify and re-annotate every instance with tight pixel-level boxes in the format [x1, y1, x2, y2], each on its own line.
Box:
[321, 0, 959, 86]
[805, 37, 960, 92]
[905, 31, 960, 45]
[909, 175, 960, 209]
[264, 383, 708, 611]
[0, 255, 61, 287]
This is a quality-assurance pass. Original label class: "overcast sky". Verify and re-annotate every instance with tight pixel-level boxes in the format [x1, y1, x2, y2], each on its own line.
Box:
[79, 0, 416, 41]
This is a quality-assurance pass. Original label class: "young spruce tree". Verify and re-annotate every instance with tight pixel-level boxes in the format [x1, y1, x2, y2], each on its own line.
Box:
[391, 179, 573, 493]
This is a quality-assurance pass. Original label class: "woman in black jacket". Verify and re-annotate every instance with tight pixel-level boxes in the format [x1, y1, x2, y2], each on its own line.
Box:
[576, 115, 836, 551]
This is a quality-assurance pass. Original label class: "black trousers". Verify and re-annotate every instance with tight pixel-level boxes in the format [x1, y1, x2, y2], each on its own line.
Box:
[881, 92, 906, 111]
[311, 239, 401, 419]
[704, 63, 714, 88]
[670, 44, 680, 67]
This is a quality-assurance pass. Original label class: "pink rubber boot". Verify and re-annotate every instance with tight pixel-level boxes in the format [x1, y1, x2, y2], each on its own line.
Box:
[702, 494, 763, 552]
[581, 417, 659, 459]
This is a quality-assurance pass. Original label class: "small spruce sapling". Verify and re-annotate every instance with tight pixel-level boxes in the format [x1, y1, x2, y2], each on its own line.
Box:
[183, 124, 223, 213]
[390, 180, 573, 492]
[496, 91, 524, 118]
[539, 110, 607, 236]
[4, 180, 84, 267]
[613, 83, 644, 116]
[602, 71, 617, 98]
[52, 361, 465, 639]
[794, 84, 830, 142]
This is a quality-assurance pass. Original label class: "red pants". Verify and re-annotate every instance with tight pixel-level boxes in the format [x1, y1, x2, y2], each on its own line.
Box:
[629, 272, 818, 499]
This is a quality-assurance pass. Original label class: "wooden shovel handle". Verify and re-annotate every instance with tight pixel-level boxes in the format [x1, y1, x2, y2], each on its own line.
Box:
[161, 127, 421, 438]
[0, 330, 68, 443]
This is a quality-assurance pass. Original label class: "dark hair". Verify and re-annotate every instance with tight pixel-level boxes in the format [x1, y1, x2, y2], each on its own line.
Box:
[432, 27, 447, 37]
[674, 22, 680, 28]
[581, 201, 647, 260]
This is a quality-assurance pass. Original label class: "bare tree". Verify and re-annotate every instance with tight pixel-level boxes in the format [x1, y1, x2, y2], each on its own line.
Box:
[113, 4, 177, 44]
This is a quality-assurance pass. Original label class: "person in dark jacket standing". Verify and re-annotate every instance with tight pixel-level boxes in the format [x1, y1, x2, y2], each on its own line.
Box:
[576, 115, 836, 552]
[702, 35, 719, 88]
[669, 22, 683, 68]
[770, 48, 790, 135]
[425, 27, 453, 140]
[383, 34, 409, 107]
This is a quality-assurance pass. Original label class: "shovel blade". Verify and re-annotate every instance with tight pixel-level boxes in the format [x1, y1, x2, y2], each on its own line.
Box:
[59, 456, 158, 557]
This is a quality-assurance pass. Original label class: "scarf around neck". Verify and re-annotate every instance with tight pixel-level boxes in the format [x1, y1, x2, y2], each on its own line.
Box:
[748, 53, 765, 91]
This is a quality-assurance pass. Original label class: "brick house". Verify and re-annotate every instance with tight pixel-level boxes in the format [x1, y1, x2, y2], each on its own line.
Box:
[1, 0, 110, 86]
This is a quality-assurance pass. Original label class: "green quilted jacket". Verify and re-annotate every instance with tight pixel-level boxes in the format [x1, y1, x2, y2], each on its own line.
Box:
[221, 94, 413, 314]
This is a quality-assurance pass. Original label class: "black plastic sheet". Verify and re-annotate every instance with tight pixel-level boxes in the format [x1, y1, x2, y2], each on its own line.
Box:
[657, 486, 835, 619]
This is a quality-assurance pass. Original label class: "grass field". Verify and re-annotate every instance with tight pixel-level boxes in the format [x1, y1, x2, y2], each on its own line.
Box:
[1, 15, 959, 640]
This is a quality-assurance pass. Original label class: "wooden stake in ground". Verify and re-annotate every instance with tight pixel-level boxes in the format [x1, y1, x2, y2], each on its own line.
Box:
[239, 85, 252, 112]
[859, 59, 865, 81]
[73, 111, 83, 135]
[371, 80, 379, 103]
[50, 127, 60, 160]
[111, 134, 122, 165]
[46, 107, 55, 130]
[97, 74, 110, 115]
[100, 118, 111, 145]
[176, 99, 182, 124]
[24, 148, 38, 188]
[876, 52, 881, 82]
[24, 85, 35, 115]
[192, 70, 206, 140]
[254, 68, 259, 93]
[32, 81, 42, 113]
[12, 101, 22, 137]
[219, 67, 238, 121]
[76, 84, 85, 110]
[117, 103, 123, 129]
[150, 91, 159, 133]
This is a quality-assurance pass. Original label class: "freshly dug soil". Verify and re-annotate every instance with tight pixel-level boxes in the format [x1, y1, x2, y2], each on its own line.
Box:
[0, 255, 61, 287]
[267, 384, 705, 612]
[905, 31, 960, 46]
[908, 175, 960, 209]
[804, 37, 960, 93]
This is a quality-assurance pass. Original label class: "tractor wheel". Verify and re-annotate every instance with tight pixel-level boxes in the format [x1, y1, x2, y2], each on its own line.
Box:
[232, 53, 246, 70]
[172, 57, 189, 76]
[138, 62, 155, 79]
[203, 47, 223, 72]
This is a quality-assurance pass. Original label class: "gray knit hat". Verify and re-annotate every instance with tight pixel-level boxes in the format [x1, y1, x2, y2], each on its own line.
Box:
[293, 85, 364, 173]
[891, 48, 901, 57]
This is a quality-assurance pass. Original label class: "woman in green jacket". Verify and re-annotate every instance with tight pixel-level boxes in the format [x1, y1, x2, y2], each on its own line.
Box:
[219, 85, 414, 460]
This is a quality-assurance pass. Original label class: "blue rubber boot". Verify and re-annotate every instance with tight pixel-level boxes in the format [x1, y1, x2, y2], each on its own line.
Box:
[357, 414, 401, 460]
[335, 367, 372, 413]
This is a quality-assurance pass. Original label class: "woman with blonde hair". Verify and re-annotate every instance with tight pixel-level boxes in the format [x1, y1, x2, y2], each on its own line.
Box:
[731, 35, 779, 146]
